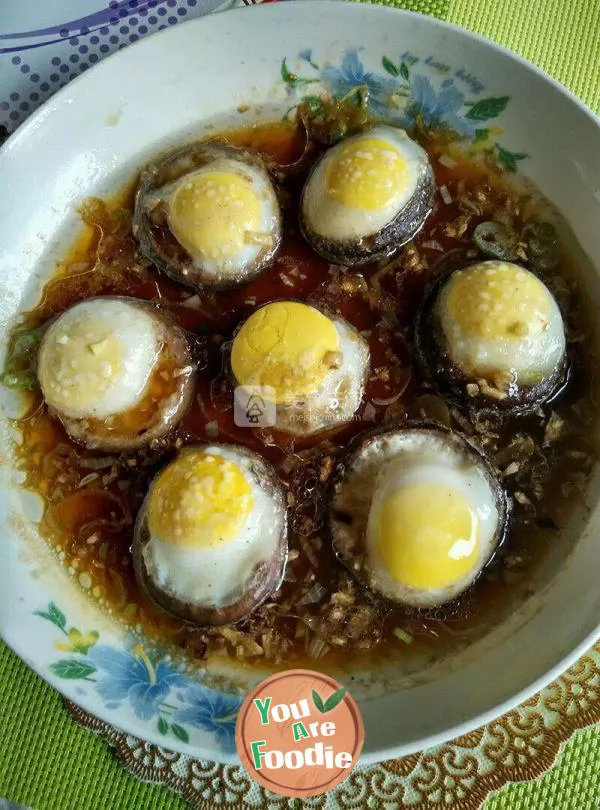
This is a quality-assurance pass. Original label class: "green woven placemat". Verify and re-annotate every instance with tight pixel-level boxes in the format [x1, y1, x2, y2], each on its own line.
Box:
[360, 0, 600, 114]
[1, 1, 599, 808]
[448, 0, 600, 114]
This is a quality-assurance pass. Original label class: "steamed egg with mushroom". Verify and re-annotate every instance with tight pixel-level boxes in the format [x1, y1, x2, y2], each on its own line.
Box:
[37, 297, 194, 451]
[330, 425, 508, 608]
[300, 125, 435, 265]
[416, 260, 568, 412]
[133, 444, 287, 626]
[230, 301, 369, 436]
[134, 142, 282, 290]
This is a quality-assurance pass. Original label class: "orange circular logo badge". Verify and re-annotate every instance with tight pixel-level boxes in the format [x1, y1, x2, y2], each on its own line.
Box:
[235, 668, 364, 798]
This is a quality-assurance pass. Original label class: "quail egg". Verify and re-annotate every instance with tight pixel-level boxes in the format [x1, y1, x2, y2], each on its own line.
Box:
[329, 424, 509, 608]
[133, 142, 282, 290]
[229, 300, 369, 436]
[37, 296, 194, 451]
[415, 260, 568, 412]
[133, 444, 287, 626]
[300, 125, 435, 265]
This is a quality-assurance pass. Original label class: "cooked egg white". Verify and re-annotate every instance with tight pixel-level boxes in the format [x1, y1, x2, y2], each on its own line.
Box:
[365, 433, 499, 606]
[435, 261, 566, 386]
[142, 445, 284, 609]
[301, 125, 431, 242]
[37, 298, 161, 420]
[230, 301, 369, 435]
[331, 428, 504, 608]
[159, 157, 280, 280]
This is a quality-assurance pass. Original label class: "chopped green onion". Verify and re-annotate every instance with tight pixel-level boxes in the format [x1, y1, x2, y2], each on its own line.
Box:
[1, 369, 38, 390]
[12, 330, 42, 357]
[393, 627, 413, 644]
[522, 221, 559, 270]
[88, 339, 108, 355]
[472, 221, 517, 261]
[298, 92, 371, 146]
[1, 325, 42, 391]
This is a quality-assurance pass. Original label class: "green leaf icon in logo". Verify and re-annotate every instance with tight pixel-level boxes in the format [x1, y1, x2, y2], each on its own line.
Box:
[312, 689, 326, 713]
[323, 687, 347, 712]
[312, 687, 347, 713]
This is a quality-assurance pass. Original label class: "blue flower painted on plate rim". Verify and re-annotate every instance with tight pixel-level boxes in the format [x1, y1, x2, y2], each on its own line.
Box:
[34, 601, 243, 750]
[281, 47, 527, 171]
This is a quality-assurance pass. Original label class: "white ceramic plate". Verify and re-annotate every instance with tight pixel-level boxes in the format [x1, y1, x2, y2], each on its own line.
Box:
[1, 1, 600, 765]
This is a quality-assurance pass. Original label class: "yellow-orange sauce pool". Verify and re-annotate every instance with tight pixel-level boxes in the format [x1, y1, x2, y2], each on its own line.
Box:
[11, 120, 598, 669]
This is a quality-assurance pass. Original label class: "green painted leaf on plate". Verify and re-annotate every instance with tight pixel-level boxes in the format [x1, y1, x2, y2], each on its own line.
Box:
[49, 660, 96, 680]
[171, 723, 189, 743]
[35, 602, 67, 632]
[496, 143, 528, 173]
[465, 96, 509, 121]
[281, 58, 319, 89]
[281, 58, 294, 83]
[400, 61, 410, 81]
[158, 717, 169, 735]
[382, 56, 399, 76]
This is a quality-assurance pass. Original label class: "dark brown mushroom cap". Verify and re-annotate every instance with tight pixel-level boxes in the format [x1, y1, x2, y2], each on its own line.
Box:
[328, 421, 510, 608]
[414, 270, 569, 416]
[133, 141, 282, 292]
[132, 444, 288, 627]
[299, 129, 435, 266]
[43, 296, 195, 453]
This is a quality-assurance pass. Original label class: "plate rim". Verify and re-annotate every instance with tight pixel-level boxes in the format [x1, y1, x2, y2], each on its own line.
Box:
[1, 0, 600, 765]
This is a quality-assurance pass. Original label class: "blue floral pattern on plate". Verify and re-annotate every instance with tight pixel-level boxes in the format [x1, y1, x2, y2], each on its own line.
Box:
[401, 72, 477, 136]
[88, 645, 187, 721]
[282, 48, 527, 172]
[35, 602, 241, 749]
[320, 49, 401, 118]
[174, 683, 242, 752]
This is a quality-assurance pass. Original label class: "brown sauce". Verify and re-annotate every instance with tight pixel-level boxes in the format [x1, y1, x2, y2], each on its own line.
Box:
[11, 120, 598, 669]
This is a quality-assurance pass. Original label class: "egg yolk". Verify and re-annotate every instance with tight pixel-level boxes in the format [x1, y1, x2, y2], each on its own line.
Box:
[41, 322, 125, 411]
[168, 170, 261, 261]
[230, 302, 340, 402]
[325, 137, 409, 211]
[446, 262, 552, 341]
[374, 482, 480, 589]
[148, 451, 254, 548]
